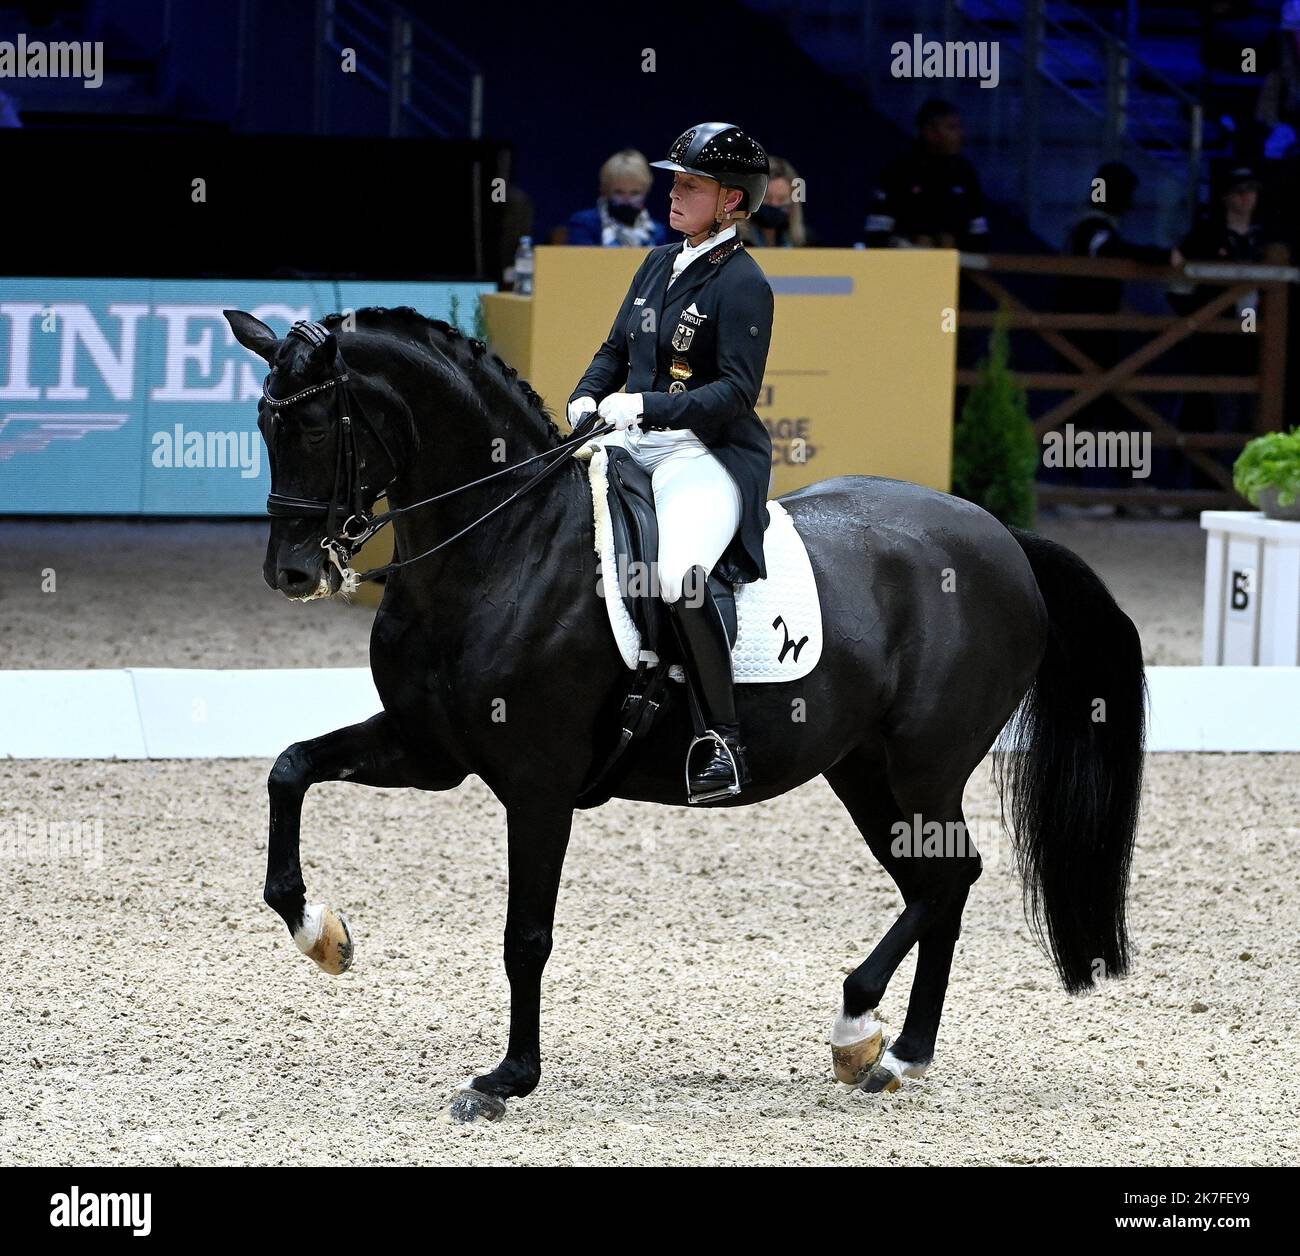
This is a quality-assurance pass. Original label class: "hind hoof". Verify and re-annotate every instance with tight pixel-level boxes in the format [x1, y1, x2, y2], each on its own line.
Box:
[859, 1062, 902, 1094]
[445, 1087, 508, 1125]
[830, 1012, 884, 1085]
[294, 904, 353, 974]
[857, 1049, 927, 1095]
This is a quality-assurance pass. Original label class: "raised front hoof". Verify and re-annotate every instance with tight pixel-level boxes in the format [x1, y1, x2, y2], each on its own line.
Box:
[444, 1087, 508, 1125]
[294, 904, 354, 974]
[831, 1027, 884, 1085]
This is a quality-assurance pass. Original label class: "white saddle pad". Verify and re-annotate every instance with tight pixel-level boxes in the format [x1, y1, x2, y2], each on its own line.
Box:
[579, 442, 823, 683]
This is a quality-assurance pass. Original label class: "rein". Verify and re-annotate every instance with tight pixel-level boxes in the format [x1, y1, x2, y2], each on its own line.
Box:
[261, 320, 609, 584]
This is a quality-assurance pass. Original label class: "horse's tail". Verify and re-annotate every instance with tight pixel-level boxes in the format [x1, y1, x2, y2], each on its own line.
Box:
[996, 526, 1147, 994]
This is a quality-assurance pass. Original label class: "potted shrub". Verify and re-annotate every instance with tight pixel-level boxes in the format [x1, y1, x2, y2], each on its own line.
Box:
[952, 306, 1038, 528]
[1233, 428, 1300, 521]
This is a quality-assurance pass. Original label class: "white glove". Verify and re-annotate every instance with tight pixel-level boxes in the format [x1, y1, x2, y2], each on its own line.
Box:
[567, 395, 596, 429]
[598, 392, 644, 432]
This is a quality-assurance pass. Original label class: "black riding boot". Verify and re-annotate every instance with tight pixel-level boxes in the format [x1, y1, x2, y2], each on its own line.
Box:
[666, 568, 751, 804]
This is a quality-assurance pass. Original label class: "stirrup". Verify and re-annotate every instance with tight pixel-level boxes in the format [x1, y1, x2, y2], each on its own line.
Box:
[685, 730, 743, 805]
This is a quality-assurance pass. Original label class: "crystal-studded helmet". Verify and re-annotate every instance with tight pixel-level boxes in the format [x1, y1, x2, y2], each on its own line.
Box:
[651, 122, 769, 217]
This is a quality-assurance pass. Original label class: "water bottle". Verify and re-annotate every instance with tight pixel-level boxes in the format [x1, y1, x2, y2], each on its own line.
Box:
[513, 236, 534, 295]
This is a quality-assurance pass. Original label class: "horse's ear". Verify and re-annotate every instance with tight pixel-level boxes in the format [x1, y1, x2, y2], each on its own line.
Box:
[224, 310, 280, 366]
[310, 330, 340, 369]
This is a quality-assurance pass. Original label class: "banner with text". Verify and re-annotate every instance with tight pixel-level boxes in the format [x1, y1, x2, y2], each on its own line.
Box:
[0, 278, 492, 514]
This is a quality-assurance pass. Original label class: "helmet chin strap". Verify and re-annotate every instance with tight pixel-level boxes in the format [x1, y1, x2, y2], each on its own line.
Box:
[682, 185, 748, 243]
[711, 183, 749, 230]
[681, 185, 749, 244]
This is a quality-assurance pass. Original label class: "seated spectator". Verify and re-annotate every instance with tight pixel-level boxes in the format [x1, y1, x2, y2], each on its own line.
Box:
[565, 149, 668, 247]
[864, 98, 989, 250]
[738, 156, 813, 247]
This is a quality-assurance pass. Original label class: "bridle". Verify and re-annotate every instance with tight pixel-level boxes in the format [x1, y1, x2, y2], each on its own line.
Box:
[260, 320, 610, 584]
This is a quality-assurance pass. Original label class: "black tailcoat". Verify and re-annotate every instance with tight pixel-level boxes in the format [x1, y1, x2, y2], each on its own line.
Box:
[569, 237, 774, 584]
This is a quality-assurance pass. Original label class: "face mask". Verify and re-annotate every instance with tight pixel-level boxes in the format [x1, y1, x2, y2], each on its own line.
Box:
[752, 203, 790, 231]
[607, 197, 644, 225]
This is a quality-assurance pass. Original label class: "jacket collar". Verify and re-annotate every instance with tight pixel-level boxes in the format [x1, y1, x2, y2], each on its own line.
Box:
[657, 234, 745, 312]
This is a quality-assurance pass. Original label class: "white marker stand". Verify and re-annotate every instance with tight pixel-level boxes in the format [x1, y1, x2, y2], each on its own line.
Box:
[1201, 511, 1300, 665]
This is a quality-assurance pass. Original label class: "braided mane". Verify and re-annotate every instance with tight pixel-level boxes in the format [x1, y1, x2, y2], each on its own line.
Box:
[320, 305, 562, 445]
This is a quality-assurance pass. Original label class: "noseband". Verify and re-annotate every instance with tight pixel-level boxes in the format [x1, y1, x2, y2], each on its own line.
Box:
[261, 319, 608, 584]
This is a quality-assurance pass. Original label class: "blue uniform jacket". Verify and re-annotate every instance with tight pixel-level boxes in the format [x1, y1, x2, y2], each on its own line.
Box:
[566, 207, 669, 247]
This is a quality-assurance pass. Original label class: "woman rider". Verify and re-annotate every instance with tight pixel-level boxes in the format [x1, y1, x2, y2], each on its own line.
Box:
[567, 122, 775, 803]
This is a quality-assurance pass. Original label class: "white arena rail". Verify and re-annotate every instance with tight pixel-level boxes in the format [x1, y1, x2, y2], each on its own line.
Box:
[0, 667, 1298, 758]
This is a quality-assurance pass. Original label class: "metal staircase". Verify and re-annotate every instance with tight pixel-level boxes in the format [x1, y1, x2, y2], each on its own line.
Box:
[955, 0, 1202, 247]
[315, 0, 483, 138]
[743, 0, 1210, 249]
[0, 0, 482, 139]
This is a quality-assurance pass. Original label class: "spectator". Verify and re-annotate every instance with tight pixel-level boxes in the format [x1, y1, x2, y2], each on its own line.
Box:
[1063, 161, 1182, 315]
[737, 156, 812, 247]
[1171, 163, 1272, 478]
[564, 149, 668, 248]
[1178, 163, 1267, 272]
[1055, 161, 1182, 499]
[864, 98, 989, 249]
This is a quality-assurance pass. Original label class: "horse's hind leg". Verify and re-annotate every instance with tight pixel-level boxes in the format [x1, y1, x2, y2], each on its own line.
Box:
[823, 749, 981, 1092]
[863, 886, 972, 1092]
[265, 711, 463, 973]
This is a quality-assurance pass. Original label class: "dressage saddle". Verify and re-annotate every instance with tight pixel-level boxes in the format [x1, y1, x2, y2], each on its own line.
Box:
[604, 446, 738, 653]
[575, 446, 738, 808]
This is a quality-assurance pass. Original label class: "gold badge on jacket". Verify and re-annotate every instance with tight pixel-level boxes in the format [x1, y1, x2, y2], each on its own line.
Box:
[671, 322, 695, 352]
[668, 356, 692, 394]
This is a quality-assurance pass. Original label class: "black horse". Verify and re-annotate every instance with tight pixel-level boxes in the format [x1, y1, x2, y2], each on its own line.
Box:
[224, 306, 1146, 1123]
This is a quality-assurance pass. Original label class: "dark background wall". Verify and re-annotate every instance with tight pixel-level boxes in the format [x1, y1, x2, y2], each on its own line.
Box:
[435, 0, 891, 249]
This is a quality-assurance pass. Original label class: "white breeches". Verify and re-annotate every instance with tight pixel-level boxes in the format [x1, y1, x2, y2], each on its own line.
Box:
[593, 428, 742, 603]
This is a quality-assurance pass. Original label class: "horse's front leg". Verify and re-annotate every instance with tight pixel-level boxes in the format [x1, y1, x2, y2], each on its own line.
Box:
[265, 711, 462, 973]
[448, 800, 573, 1124]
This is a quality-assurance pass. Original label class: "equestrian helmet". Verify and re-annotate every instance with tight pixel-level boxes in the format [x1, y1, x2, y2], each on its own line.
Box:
[651, 122, 769, 215]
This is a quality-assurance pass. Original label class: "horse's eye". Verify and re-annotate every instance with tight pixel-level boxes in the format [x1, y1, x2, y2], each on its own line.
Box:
[297, 413, 331, 444]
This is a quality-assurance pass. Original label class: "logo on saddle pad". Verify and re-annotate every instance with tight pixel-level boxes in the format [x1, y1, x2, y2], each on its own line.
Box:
[584, 447, 824, 683]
